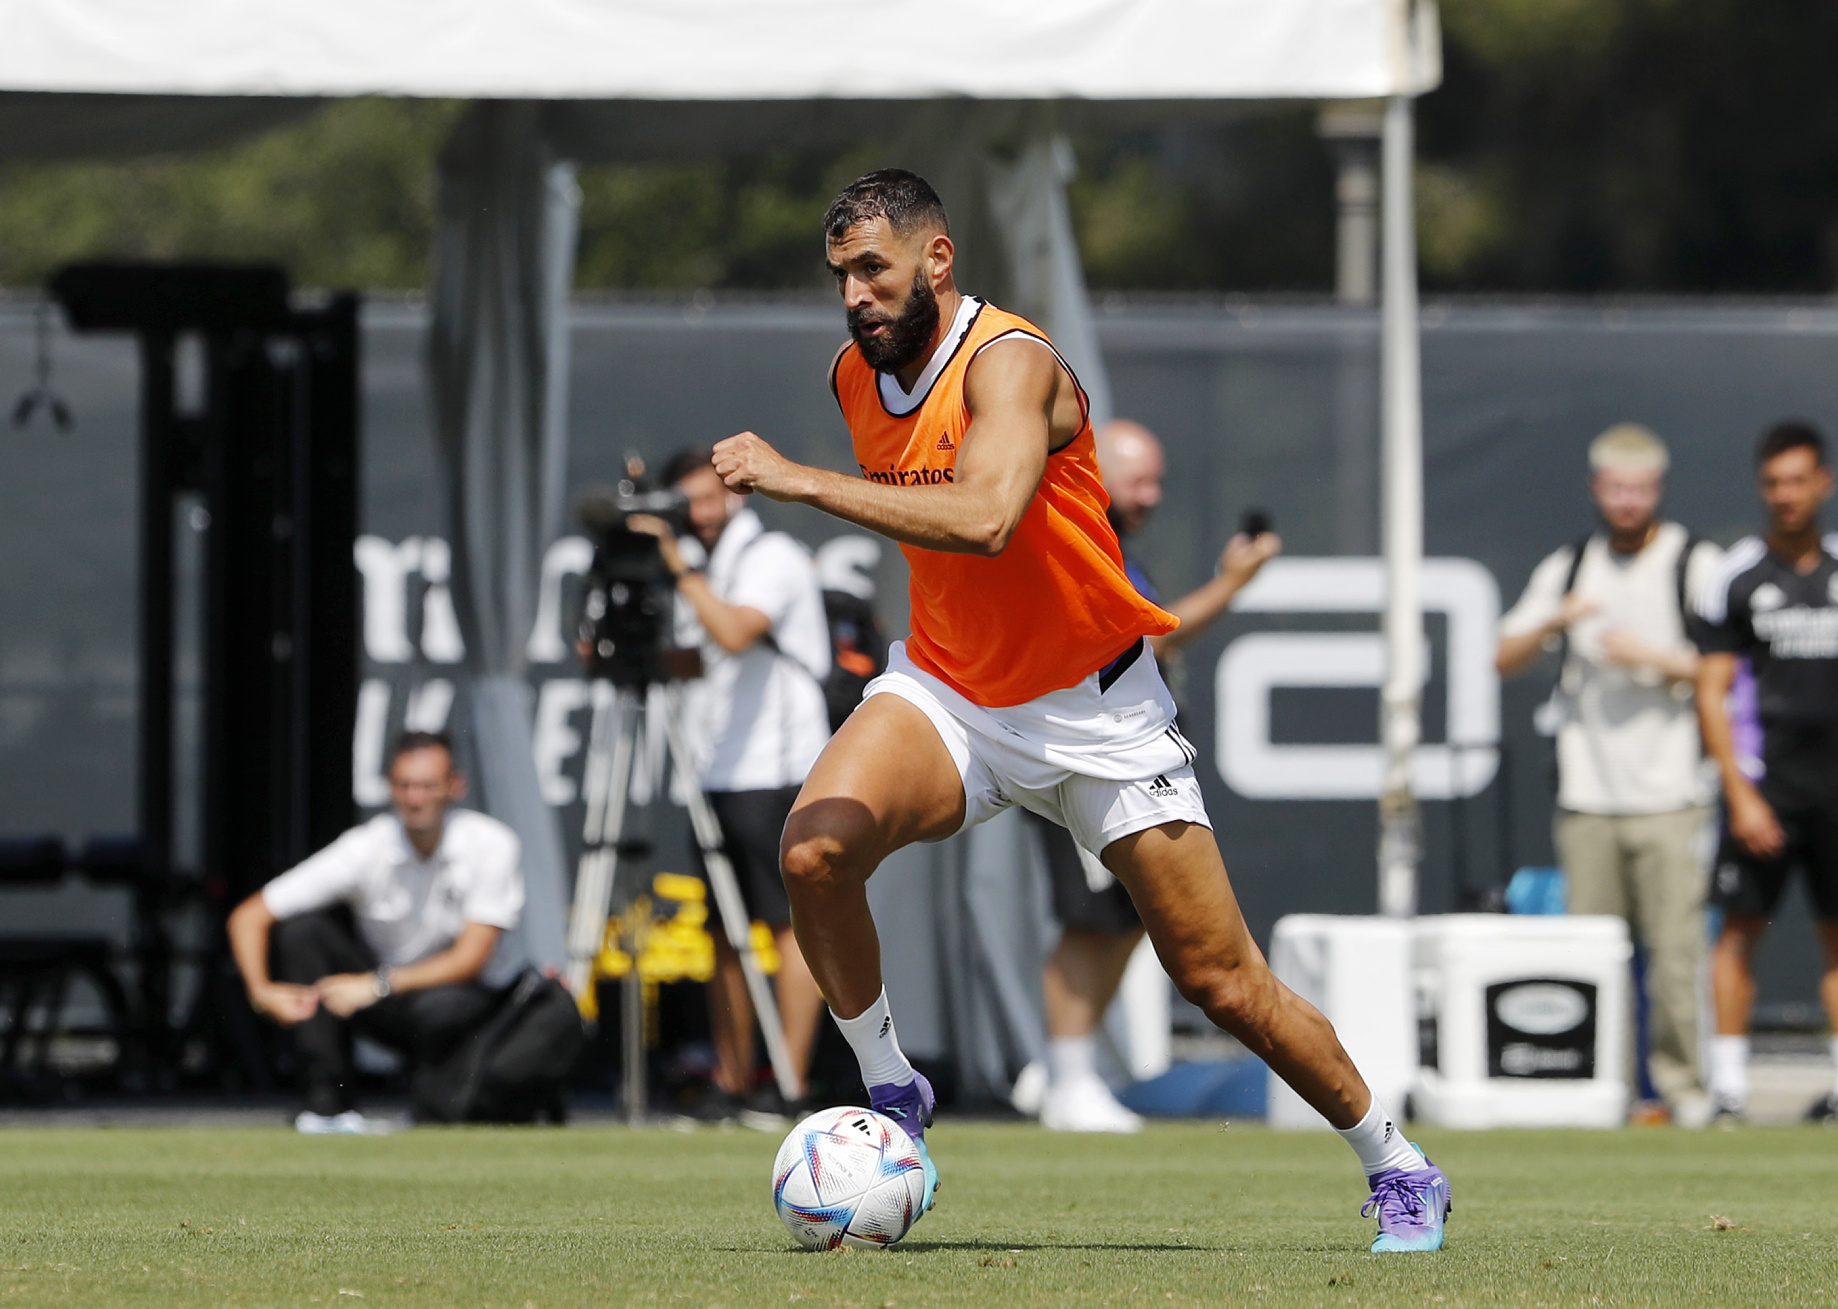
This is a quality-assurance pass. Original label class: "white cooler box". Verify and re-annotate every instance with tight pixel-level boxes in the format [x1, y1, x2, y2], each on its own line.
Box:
[1412, 914, 1631, 1129]
[1266, 915, 1416, 1130]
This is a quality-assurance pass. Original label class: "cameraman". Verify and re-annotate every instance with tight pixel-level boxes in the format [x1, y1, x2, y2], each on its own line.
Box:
[628, 447, 831, 1118]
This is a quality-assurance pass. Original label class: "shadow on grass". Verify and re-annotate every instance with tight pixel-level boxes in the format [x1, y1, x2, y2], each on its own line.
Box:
[900, 1240, 1215, 1254]
[725, 1240, 1217, 1255]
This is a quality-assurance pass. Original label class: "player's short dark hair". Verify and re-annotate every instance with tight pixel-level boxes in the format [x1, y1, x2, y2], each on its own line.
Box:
[661, 446, 713, 487]
[389, 730, 453, 767]
[823, 169, 950, 243]
[1756, 420, 1827, 468]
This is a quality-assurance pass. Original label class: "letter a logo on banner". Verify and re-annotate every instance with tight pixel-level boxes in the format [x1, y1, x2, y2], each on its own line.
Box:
[1214, 558, 1501, 802]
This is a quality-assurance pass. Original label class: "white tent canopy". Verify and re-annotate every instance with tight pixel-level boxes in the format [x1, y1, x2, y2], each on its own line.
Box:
[1, 0, 1441, 1093]
[6, 0, 1438, 100]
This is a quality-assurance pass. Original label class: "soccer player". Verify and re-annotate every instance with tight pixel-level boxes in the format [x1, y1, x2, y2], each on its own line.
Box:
[711, 170, 1450, 1252]
[1695, 421, 1838, 1121]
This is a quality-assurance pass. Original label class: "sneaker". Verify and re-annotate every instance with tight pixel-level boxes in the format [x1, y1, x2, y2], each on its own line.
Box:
[1672, 1093, 1714, 1131]
[1805, 1093, 1838, 1123]
[870, 1072, 939, 1215]
[1629, 1099, 1671, 1127]
[294, 1110, 372, 1136]
[1362, 1147, 1452, 1253]
[682, 1083, 744, 1124]
[1009, 1059, 1048, 1117]
[1710, 1095, 1746, 1126]
[1040, 1075, 1144, 1134]
[738, 1086, 805, 1133]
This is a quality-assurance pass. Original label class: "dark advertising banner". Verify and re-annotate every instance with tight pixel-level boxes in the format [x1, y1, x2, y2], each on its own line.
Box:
[3, 298, 1835, 1019]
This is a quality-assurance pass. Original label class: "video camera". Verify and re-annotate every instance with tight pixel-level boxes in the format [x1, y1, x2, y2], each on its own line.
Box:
[574, 473, 700, 687]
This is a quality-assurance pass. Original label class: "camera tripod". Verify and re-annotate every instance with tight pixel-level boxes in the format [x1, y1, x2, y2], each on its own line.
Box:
[565, 680, 802, 1122]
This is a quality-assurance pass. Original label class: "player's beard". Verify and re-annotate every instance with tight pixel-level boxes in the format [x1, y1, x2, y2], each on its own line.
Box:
[848, 271, 941, 374]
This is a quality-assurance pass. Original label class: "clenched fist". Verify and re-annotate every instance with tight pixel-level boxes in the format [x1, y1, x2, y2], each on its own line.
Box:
[713, 431, 804, 500]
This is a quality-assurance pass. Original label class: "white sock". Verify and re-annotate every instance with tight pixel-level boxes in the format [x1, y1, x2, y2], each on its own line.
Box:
[1047, 1036, 1098, 1089]
[831, 990, 914, 1090]
[1336, 1097, 1423, 1180]
[1708, 1035, 1749, 1105]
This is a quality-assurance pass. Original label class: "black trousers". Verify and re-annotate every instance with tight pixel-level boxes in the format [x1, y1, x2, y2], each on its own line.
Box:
[270, 912, 499, 1116]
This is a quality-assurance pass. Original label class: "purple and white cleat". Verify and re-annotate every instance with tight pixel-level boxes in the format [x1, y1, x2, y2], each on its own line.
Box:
[869, 1072, 939, 1213]
[1362, 1147, 1451, 1253]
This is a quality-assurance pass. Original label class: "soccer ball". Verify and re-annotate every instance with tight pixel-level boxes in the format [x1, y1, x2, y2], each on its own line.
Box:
[772, 1106, 928, 1250]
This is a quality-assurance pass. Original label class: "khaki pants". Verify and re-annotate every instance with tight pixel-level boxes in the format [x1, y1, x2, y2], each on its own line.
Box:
[1554, 808, 1709, 1107]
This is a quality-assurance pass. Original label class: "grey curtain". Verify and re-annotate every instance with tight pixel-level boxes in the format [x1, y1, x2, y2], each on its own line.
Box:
[428, 100, 579, 974]
[960, 131, 1125, 1097]
[984, 132, 1114, 426]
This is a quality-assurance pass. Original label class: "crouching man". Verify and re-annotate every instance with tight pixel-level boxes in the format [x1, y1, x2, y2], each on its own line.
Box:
[227, 730, 524, 1133]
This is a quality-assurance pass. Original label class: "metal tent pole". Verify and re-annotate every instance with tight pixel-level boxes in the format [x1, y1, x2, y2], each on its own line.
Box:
[1377, 92, 1424, 920]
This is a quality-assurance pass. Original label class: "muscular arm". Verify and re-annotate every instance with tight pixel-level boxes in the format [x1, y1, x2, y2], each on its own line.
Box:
[624, 515, 773, 654]
[1697, 651, 1783, 858]
[382, 923, 501, 992]
[1496, 591, 1597, 678]
[1601, 630, 1700, 685]
[675, 574, 772, 654]
[1696, 653, 1741, 788]
[315, 922, 503, 1019]
[227, 892, 320, 1025]
[1496, 625, 1560, 679]
[1153, 532, 1283, 657]
[714, 339, 1069, 557]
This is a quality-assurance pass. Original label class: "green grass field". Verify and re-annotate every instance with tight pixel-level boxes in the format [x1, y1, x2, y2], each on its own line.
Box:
[0, 1120, 1834, 1307]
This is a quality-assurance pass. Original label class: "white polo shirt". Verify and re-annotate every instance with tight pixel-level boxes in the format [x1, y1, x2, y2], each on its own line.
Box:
[262, 809, 524, 969]
[676, 507, 832, 792]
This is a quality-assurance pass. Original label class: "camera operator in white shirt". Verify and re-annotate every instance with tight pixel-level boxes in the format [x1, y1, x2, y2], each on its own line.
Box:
[227, 731, 524, 1133]
[627, 447, 831, 1118]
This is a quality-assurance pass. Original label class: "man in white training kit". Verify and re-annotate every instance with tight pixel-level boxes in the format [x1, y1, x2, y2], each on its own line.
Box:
[713, 170, 1450, 1252]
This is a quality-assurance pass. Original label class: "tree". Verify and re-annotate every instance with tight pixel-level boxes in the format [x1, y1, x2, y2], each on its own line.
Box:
[0, 98, 459, 291]
[1420, 0, 1838, 291]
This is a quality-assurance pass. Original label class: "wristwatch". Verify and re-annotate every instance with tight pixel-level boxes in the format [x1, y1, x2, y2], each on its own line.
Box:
[370, 969, 392, 999]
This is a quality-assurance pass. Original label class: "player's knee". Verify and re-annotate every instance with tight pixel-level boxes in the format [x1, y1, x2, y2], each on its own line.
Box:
[778, 832, 833, 892]
[1176, 960, 1274, 1037]
[1716, 915, 1767, 957]
[779, 810, 868, 895]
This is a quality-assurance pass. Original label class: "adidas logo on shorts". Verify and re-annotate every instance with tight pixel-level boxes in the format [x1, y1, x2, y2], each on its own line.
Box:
[1148, 774, 1180, 798]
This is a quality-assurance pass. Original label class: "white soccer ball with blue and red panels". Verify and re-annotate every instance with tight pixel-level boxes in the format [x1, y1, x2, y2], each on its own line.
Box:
[772, 1106, 928, 1250]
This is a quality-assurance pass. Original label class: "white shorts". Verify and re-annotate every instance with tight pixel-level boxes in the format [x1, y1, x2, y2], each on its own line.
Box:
[862, 639, 1212, 857]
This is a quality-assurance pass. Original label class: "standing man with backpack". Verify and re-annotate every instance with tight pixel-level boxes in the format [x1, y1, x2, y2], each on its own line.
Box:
[629, 447, 833, 1120]
[1496, 424, 1723, 1127]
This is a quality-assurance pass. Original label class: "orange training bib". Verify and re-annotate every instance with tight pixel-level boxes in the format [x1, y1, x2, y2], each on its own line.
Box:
[833, 297, 1177, 707]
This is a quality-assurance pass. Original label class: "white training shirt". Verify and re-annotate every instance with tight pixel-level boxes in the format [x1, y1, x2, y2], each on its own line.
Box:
[261, 809, 524, 969]
[675, 507, 832, 792]
[1499, 522, 1723, 815]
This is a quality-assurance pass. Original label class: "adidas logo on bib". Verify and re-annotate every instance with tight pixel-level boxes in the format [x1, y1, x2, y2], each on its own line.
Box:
[935, 432, 955, 451]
